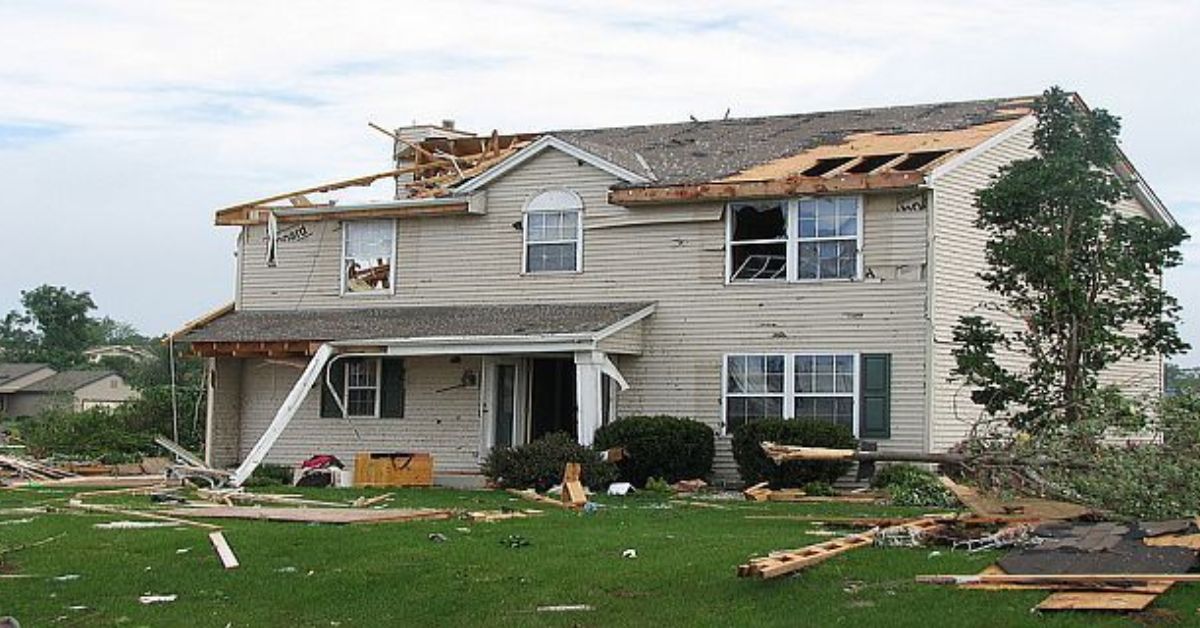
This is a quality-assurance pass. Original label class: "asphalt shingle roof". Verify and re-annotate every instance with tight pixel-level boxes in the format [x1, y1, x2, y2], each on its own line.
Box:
[0, 363, 49, 386]
[20, 370, 115, 393]
[181, 302, 655, 343]
[549, 96, 1035, 186]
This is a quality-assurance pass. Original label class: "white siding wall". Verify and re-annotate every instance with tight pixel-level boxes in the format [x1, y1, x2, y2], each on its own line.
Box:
[238, 355, 484, 474]
[232, 149, 932, 479]
[929, 125, 1166, 450]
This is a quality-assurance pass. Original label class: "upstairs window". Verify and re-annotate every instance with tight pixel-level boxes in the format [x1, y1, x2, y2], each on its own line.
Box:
[798, 197, 859, 280]
[524, 189, 583, 273]
[342, 220, 394, 294]
[729, 201, 787, 281]
[726, 196, 862, 283]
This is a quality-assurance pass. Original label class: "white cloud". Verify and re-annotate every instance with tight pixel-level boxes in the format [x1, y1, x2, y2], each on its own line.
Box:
[0, 0, 1197, 357]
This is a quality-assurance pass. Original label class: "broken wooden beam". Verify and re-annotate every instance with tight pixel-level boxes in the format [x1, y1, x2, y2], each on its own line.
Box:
[208, 531, 240, 569]
[609, 172, 924, 206]
[739, 518, 943, 580]
[917, 574, 1200, 586]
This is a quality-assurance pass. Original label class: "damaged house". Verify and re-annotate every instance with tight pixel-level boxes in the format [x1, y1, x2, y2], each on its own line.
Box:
[175, 95, 1175, 485]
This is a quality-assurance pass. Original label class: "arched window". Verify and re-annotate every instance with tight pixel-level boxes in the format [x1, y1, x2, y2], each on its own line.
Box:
[523, 189, 583, 273]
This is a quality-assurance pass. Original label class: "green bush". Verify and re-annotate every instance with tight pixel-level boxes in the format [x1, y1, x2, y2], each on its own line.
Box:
[243, 463, 295, 487]
[482, 432, 617, 491]
[731, 419, 856, 487]
[801, 480, 836, 496]
[871, 464, 956, 508]
[592, 415, 715, 486]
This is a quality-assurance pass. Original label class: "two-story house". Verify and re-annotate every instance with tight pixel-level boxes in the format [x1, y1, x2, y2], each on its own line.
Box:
[175, 95, 1175, 486]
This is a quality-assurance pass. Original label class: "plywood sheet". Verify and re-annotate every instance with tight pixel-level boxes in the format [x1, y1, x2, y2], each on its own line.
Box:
[1035, 588, 1167, 612]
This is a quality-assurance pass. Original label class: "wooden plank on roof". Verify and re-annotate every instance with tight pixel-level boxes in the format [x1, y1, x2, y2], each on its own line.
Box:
[609, 171, 923, 206]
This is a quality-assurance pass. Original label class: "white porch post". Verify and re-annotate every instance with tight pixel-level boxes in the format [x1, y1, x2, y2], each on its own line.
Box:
[574, 350, 605, 446]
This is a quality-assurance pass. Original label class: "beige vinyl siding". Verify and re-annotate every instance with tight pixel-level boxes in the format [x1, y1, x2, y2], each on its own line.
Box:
[233, 148, 931, 480]
[74, 375, 137, 409]
[929, 123, 1166, 451]
[207, 357, 243, 467]
[237, 355, 483, 474]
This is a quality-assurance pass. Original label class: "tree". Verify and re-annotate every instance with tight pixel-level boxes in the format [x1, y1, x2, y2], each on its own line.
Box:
[1165, 363, 1200, 396]
[952, 87, 1189, 437]
[0, 285, 98, 367]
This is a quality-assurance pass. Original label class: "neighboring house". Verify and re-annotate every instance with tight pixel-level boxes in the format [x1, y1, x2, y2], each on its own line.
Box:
[177, 95, 1175, 484]
[0, 364, 137, 417]
[83, 345, 156, 364]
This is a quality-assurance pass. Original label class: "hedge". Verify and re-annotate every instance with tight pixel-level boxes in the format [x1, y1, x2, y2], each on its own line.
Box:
[481, 432, 617, 491]
[731, 419, 856, 487]
[592, 415, 714, 486]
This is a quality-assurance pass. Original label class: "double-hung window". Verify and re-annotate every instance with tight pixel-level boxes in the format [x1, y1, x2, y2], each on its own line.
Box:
[342, 220, 395, 294]
[344, 358, 381, 418]
[726, 196, 862, 282]
[724, 353, 859, 433]
[524, 189, 583, 273]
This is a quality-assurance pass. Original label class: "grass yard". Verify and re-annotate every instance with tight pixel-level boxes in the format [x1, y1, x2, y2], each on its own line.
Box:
[1, 486, 1197, 627]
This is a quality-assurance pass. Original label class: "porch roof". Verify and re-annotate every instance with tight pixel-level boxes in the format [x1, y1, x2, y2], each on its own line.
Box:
[181, 302, 654, 355]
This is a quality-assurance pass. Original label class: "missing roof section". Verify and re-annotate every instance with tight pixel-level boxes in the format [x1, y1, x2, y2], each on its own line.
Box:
[890, 150, 951, 172]
[846, 154, 902, 174]
[801, 157, 854, 177]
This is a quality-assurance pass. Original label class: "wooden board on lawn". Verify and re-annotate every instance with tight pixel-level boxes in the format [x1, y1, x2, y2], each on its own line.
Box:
[164, 506, 451, 525]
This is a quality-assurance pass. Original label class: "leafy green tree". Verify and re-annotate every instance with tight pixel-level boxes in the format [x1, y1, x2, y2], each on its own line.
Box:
[1, 285, 98, 367]
[1165, 363, 1200, 395]
[952, 87, 1189, 436]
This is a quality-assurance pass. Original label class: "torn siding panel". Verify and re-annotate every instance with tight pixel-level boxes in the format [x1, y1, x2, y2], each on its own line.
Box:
[237, 356, 483, 474]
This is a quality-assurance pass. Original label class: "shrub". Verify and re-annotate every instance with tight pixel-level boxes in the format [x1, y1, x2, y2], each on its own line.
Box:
[871, 464, 956, 508]
[592, 415, 715, 486]
[731, 419, 856, 487]
[482, 432, 617, 491]
[243, 463, 295, 487]
[801, 480, 836, 496]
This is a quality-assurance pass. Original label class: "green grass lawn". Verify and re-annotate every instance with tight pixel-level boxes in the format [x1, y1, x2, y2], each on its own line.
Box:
[1, 485, 1196, 627]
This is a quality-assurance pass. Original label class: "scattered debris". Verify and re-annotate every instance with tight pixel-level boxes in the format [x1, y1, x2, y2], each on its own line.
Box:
[738, 519, 945, 579]
[672, 479, 708, 493]
[742, 481, 880, 503]
[561, 463, 587, 509]
[69, 500, 221, 531]
[464, 509, 542, 523]
[507, 488, 568, 509]
[52, 574, 80, 582]
[536, 605, 594, 612]
[161, 506, 452, 525]
[349, 493, 393, 508]
[428, 533, 448, 543]
[208, 531, 239, 569]
[500, 534, 530, 549]
[0, 453, 76, 482]
[138, 594, 177, 605]
[621, 549, 638, 559]
[93, 521, 180, 530]
[607, 482, 634, 496]
[951, 524, 1037, 553]
[0, 518, 33, 526]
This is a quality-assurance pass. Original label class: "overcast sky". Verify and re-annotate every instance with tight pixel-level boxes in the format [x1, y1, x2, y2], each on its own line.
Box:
[1, 1, 1197, 365]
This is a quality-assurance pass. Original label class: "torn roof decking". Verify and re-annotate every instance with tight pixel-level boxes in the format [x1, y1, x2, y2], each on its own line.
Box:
[214, 96, 1037, 224]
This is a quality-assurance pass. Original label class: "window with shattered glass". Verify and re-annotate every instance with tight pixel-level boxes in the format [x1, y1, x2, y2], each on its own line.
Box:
[726, 196, 861, 282]
[729, 201, 787, 281]
[342, 220, 394, 294]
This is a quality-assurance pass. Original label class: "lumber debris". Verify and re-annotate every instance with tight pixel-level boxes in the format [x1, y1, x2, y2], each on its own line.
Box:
[465, 509, 543, 523]
[6, 474, 171, 489]
[67, 499, 221, 531]
[197, 488, 348, 508]
[208, 531, 240, 569]
[741, 481, 881, 504]
[154, 435, 207, 468]
[561, 463, 588, 509]
[738, 518, 943, 579]
[918, 574, 1200, 586]
[0, 454, 76, 482]
[1034, 589, 1166, 612]
[507, 488, 568, 509]
[161, 505, 452, 525]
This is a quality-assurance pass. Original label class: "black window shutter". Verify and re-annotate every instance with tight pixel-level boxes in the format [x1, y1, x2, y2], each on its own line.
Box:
[380, 358, 406, 418]
[859, 354, 891, 439]
[320, 359, 347, 418]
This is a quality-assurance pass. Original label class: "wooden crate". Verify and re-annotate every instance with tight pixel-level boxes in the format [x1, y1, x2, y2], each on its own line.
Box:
[353, 452, 433, 487]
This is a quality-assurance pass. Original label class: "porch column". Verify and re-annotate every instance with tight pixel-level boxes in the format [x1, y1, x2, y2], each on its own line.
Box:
[574, 350, 605, 446]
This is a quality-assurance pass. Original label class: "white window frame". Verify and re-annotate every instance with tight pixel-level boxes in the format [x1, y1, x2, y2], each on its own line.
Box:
[522, 189, 584, 275]
[340, 219, 397, 297]
[344, 357, 382, 419]
[725, 195, 863, 284]
[720, 352, 861, 436]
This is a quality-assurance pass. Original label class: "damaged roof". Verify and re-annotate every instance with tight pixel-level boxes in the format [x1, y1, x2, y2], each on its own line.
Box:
[181, 302, 655, 344]
[545, 96, 1034, 186]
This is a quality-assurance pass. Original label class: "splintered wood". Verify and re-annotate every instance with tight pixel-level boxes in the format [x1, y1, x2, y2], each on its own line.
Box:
[738, 518, 943, 579]
[561, 463, 587, 509]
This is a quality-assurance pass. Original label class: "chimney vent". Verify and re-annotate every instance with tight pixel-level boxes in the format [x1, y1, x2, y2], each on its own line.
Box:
[442, 119, 455, 130]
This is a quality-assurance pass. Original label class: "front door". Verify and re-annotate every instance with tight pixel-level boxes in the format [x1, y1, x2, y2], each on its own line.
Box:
[528, 357, 577, 440]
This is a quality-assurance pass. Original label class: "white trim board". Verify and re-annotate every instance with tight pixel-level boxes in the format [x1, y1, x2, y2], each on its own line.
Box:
[453, 135, 651, 195]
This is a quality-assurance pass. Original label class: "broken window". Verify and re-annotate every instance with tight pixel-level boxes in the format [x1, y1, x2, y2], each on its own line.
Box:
[797, 197, 859, 280]
[345, 358, 380, 418]
[342, 220, 394, 294]
[525, 189, 583, 273]
[724, 354, 785, 431]
[727, 196, 861, 282]
[794, 354, 856, 431]
[729, 201, 787, 281]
